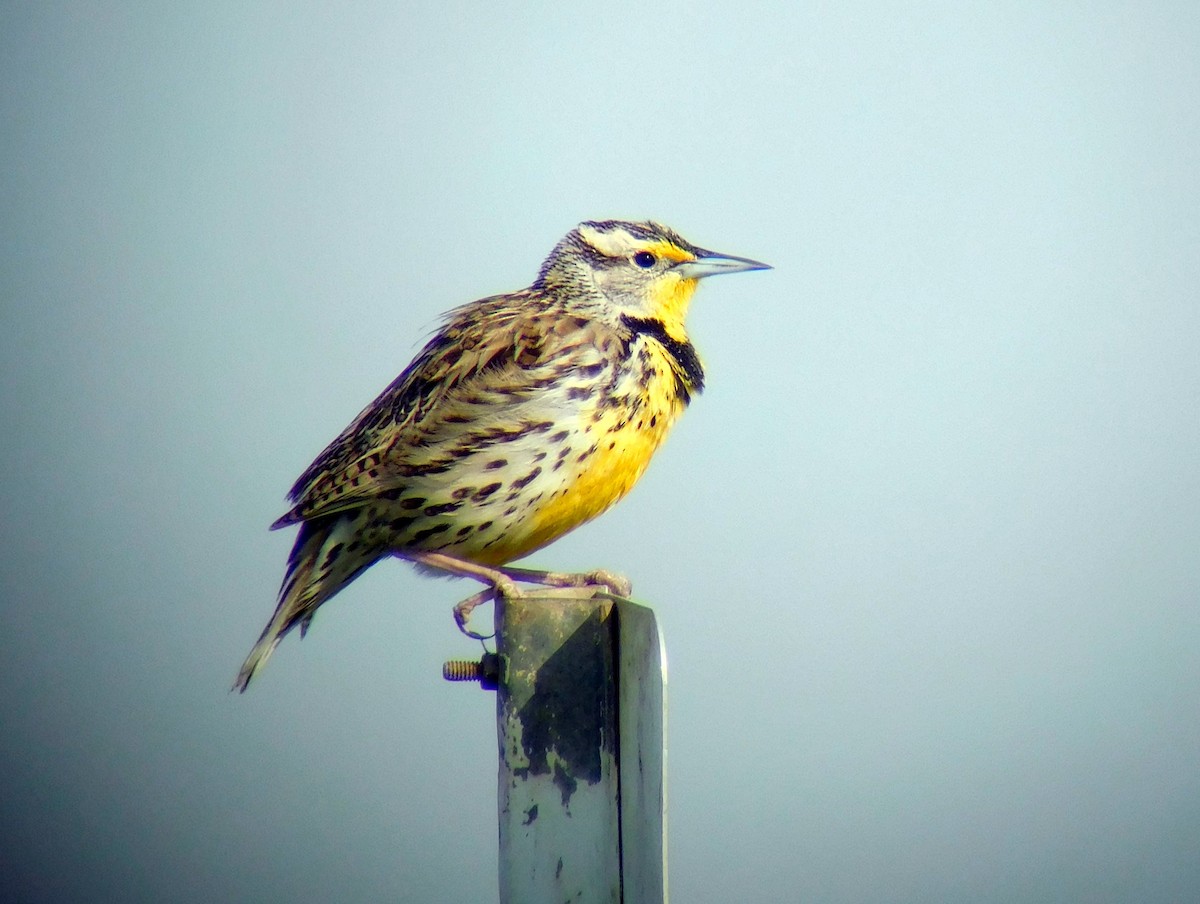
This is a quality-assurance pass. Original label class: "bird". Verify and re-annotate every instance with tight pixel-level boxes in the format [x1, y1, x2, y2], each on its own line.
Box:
[234, 219, 770, 691]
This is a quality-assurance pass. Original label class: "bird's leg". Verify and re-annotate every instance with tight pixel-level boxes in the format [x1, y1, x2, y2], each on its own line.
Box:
[399, 550, 522, 640]
[400, 550, 524, 598]
[497, 565, 633, 598]
[401, 550, 631, 597]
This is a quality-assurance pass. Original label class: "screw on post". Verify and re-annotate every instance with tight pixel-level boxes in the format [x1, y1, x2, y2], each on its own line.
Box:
[442, 652, 500, 690]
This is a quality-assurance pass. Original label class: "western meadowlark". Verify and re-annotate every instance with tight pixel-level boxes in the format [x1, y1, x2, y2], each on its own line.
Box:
[234, 219, 769, 691]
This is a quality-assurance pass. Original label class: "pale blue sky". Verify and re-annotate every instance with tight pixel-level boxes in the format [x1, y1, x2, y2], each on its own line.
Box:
[2, 3, 1198, 901]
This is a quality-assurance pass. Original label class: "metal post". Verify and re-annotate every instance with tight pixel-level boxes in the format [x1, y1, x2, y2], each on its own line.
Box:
[494, 588, 667, 903]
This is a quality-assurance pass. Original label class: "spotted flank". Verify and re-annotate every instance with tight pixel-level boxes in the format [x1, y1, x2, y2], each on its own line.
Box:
[234, 219, 769, 691]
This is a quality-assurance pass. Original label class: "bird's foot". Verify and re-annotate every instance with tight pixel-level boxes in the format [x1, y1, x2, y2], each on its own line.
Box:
[453, 588, 497, 640]
[498, 565, 633, 598]
[400, 550, 523, 640]
[452, 576, 525, 640]
[452, 566, 631, 640]
[399, 551, 632, 639]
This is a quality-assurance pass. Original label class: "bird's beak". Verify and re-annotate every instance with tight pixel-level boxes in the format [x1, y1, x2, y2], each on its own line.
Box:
[673, 250, 773, 280]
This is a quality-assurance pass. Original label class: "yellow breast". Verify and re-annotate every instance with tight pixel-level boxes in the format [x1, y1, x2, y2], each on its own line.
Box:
[471, 338, 690, 564]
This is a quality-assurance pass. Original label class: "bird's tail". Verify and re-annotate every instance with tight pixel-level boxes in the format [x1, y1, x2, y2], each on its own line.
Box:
[234, 514, 379, 692]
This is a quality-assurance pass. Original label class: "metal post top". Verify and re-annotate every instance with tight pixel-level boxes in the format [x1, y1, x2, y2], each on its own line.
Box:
[492, 592, 667, 904]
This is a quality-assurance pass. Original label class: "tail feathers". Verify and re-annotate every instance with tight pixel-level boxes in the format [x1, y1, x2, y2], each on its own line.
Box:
[233, 516, 378, 693]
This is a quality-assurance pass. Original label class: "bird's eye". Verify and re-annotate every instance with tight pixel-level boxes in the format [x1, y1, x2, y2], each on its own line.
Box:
[633, 251, 656, 269]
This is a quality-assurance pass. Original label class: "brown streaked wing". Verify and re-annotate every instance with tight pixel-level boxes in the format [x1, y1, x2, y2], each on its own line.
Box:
[272, 291, 571, 528]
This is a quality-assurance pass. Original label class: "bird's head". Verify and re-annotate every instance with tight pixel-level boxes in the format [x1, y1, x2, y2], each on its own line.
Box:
[535, 220, 770, 338]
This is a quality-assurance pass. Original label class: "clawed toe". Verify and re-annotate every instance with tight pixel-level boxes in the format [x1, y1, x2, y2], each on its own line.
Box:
[584, 568, 632, 597]
[452, 589, 491, 638]
[452, 577, 525, 639]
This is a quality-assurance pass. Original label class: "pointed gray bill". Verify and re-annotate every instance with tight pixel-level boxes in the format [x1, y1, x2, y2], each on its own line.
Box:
[673, 251, 773, 279]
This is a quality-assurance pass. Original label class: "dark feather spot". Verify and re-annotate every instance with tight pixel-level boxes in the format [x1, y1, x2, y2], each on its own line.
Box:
[411, 459, 454, 476]
[412, 523, 450, 543]
[474, 482, 502, 501]
[510, 467, 542, 490]
[516, 343, 542, 367]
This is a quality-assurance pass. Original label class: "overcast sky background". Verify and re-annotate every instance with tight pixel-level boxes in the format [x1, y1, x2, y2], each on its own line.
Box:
[2, 3, 1198, 902]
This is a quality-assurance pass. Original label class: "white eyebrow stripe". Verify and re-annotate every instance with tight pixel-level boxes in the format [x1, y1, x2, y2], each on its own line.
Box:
[577, 223, 646, 258]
